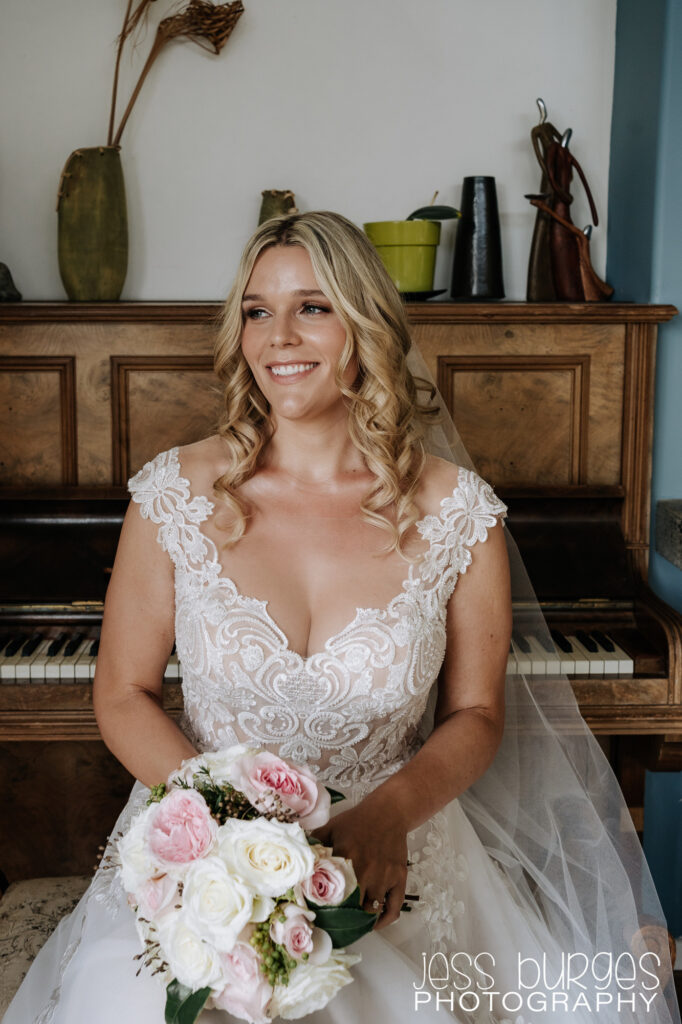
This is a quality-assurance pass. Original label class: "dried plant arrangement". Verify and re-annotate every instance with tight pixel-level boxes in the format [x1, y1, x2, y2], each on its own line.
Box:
[108, 0, 245, 147]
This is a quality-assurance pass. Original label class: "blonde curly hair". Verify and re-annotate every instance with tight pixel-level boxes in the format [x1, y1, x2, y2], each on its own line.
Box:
[213, 210, 440, 556]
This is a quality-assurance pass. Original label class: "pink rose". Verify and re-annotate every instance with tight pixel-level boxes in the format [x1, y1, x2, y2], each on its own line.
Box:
[301, 852, 356, 906]
[147, 788, 216, 865]
[135, 873, 178, 920]
[269, 903, 332, 964]
[213, 940, 272, 1024]
[231, 752, 330, 829]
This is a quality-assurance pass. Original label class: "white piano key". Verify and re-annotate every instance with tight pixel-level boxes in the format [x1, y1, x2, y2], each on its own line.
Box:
[548, 631, 577, 675]
[587, 633, 620, 676]
[165, 651, 180, 679]
[0, 636, 40, 681]
[530, 634, 562, 675]
[74, 642, 97, 680]
[16, 637, 52, 681]
[26, 638, 58, 682]
[523, 634, 551, 675]
[567, 635, 603, 676]
[592, 632, 634, 677]
[510, 637, 532, 676]
[59, 638, 91, 681]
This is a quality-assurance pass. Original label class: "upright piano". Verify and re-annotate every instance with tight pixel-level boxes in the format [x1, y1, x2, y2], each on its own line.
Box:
[0, 300, 679, 880]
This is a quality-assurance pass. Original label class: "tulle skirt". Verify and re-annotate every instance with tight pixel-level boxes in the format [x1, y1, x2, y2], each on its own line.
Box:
[1, 782, 668, 1024]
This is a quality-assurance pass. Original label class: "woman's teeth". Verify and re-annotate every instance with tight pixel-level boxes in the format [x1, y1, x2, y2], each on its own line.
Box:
[269, 362, 317, 377]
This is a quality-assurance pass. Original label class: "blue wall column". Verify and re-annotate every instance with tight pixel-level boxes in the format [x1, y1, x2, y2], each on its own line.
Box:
[607, 0, 682, 938]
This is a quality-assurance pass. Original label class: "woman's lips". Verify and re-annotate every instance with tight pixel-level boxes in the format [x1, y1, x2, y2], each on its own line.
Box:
[266, 361, 319, 382]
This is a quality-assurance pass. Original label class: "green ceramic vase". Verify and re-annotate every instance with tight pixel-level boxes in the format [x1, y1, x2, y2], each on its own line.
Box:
[57, 146, 128, 301]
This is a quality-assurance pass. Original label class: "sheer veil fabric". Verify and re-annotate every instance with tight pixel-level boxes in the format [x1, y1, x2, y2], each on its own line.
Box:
[406, 343, 680, 1024]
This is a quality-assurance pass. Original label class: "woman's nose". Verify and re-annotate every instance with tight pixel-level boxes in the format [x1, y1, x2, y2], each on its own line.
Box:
[269, 311, 301, 347]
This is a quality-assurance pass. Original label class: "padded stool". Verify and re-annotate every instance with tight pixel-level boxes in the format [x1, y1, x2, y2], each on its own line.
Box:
[0, 875, 89, 1016]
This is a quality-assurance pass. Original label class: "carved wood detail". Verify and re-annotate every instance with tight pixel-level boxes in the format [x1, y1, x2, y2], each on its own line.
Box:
[0, 356, 77, 485]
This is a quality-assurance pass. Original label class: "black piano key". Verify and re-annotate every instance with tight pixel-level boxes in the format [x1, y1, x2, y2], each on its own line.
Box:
[535, 632, 555, 654]
[551, 629, 573, 654]
[89, 639, 100, 657]
[591, 630, 615, 652]
[4, 636, 24, 657]
[63, 633, 86, 657]
[0, 633, 13, 653]
[21, 634, 43, 657]
[512, 632, 531, 653]
[47, 633, 68, 657]
[575, 629, 598, 653]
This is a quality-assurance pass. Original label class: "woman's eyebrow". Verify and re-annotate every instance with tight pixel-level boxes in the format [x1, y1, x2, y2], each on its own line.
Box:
[242, 289, 326, 302]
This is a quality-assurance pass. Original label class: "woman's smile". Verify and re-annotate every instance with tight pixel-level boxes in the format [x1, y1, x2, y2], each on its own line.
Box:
[266, 360, 320, 381]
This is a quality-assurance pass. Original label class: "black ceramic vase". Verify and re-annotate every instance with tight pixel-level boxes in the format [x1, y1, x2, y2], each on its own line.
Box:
[451, 176, 505, 300]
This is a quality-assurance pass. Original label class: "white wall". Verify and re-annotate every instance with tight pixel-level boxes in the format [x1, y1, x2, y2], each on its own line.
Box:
[0, 0, 616, 301]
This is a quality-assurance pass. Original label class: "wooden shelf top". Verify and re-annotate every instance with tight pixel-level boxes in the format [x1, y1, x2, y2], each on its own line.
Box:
[0, 301, 677, 325]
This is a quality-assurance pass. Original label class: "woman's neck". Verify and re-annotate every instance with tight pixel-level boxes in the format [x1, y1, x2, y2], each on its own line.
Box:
[262, 414, 368, 485]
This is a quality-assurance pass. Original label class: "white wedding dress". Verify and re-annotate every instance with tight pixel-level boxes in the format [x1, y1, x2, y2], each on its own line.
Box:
[1, 448, 669, 1024]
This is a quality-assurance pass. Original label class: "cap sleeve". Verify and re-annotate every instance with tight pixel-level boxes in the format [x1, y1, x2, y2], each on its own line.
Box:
[127, 447, 213, 569]
[416, 468, 507, 583]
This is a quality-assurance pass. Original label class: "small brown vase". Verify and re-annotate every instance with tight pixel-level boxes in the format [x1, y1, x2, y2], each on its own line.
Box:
[57, 146, 128, 301]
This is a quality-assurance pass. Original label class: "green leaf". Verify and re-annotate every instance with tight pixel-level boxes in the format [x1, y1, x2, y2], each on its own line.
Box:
[325, 787, 346, 804]
[407, 204, 461, 221]
[306, 902, 378, 947]
[164, 981, 212, 1024]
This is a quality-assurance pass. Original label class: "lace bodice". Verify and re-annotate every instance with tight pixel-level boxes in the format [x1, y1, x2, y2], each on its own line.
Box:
[128, 448, 507, 800]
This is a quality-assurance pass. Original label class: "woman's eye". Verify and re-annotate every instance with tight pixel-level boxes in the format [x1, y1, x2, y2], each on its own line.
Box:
[244, 307, 268, 320]
[302, 302, 329, 315]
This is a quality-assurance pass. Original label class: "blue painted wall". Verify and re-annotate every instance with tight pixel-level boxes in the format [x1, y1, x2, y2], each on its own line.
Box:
[607, 0, 682, 937]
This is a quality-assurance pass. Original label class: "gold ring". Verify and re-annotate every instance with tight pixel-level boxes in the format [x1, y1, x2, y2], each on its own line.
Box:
[371, 898, 386, 912]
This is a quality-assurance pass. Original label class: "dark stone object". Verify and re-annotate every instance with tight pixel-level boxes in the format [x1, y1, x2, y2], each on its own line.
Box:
[656, 500, 682, 572]
[0, 263, 21, 301]
[451, 176, 504, 300]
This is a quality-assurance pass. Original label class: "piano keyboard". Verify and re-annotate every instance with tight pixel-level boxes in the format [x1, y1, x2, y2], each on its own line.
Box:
[0, 632, 182, 683]
[0, 628, 634, 682]
[508, 629, 634, 678]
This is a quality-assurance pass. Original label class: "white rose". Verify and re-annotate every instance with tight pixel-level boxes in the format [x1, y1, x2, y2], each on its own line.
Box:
[117, 804, 161, 894]
[218, 818, 315, 897]
[270, 951, 361, 1019]
[202, 745, 260, 785]
[182, 857, 253, 952]
[156, 910, 224, 991]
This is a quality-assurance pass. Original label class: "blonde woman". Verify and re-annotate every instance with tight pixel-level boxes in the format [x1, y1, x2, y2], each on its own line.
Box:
[4, 213, 676, 1024]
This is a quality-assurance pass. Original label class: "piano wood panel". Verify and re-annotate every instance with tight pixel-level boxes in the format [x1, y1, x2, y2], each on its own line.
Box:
[437, 354, 590, 487]
[0, 356, 77, 486]
[110, 356, 221, 483]
[0, 740, 134, 881]
[413, 320, 625, 488]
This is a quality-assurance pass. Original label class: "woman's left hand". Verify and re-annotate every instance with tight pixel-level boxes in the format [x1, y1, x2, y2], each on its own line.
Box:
[312, 792, 408, 930]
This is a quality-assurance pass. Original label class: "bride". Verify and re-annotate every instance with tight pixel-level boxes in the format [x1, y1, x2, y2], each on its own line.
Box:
[3, 211, 678, 1024]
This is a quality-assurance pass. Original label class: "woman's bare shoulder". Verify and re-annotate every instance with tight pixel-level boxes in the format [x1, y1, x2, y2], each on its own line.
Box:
[415, 454, 463, 514]
[175, 435, 231, 493]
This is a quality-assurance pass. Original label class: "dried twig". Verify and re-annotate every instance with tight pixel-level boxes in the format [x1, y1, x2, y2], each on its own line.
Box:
[109, 0, 244, 147]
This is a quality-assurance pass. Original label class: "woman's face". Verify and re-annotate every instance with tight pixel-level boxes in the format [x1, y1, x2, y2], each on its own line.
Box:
[240, 245, 358, 424]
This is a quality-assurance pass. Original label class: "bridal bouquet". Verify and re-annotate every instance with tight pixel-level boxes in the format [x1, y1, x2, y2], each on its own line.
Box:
[116, 746, 376, 1024]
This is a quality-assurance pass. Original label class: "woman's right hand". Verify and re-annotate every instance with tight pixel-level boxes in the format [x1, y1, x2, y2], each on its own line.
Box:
[312, 792, 409, 929]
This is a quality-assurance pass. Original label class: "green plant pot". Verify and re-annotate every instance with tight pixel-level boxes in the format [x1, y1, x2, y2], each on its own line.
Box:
[57, 146, 128, 301]
[363, 220, 441, 293]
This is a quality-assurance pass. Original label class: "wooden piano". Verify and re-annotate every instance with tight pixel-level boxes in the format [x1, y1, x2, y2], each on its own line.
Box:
[0, 300, 680, 881]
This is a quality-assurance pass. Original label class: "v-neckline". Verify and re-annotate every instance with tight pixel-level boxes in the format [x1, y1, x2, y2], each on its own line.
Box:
[170, 448, 462, 663]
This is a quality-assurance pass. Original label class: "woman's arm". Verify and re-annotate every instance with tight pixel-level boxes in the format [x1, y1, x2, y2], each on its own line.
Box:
[313, 520, 512, 927]
[93, 501, 197, 787]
